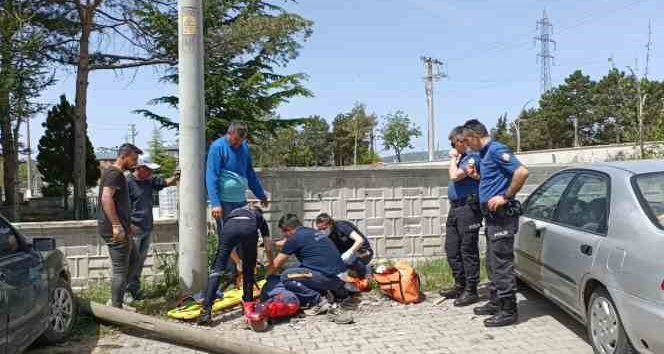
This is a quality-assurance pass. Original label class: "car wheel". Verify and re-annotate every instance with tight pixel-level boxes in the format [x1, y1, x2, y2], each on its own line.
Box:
[587, 287, 636, 354]
[39, 278, 77, 344]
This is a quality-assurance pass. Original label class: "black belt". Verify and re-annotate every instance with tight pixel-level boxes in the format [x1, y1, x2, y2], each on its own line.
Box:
[451, 198, 468, 208]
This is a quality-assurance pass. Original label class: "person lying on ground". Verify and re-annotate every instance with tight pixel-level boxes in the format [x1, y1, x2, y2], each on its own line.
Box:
[198, 203, 274, 325]
[315, 213, 373, 278]
[266, 213, 349, 316]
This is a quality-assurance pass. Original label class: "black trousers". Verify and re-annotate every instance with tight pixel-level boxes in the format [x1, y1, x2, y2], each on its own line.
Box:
[483, 205, 519, 300]
[204, 218, 258, 306]
[445, 203, 482, 290]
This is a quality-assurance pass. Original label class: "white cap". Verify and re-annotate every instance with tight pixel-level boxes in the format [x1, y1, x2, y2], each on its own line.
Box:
[136, 156, 161, 170]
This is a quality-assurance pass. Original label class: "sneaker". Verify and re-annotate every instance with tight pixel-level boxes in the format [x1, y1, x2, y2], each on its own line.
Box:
[304, 297, 331, 316]
[197, 306, 212, 326]
[123, 292, 135, 305]
[326, 306, 354, 324]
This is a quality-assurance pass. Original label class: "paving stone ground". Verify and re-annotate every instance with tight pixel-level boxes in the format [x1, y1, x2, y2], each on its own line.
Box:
[27, 286, 593, 354]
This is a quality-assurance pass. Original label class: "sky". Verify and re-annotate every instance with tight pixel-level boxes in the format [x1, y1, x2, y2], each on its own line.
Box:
[28, 0, 663, 159]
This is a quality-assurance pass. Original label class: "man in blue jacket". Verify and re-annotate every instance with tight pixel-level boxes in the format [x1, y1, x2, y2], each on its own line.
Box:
[206, 121, 269, 223]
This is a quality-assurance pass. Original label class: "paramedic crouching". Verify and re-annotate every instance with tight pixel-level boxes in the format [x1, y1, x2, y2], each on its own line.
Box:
[266, 214, 349, 316]
[315, 213, 373, 277]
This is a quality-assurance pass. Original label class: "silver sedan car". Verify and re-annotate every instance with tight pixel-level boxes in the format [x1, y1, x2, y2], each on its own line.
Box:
[515, 160, 664, 354]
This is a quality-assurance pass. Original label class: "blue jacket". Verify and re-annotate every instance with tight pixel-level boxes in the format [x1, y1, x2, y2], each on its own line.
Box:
[205, 136, 266, 207]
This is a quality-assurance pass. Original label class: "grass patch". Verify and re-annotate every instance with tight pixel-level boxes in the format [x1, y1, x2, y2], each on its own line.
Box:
[370, 256, 488, 293]
[413, 257, 488, 292]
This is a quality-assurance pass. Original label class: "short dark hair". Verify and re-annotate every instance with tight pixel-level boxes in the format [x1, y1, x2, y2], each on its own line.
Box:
[228, 121, 248, 139]
[278, 214, 301, 229]
[448, 126, 465, 141]
[117, 143, 143, 157]
[315, 213, 334, 225]
[462, 119, 489, 138]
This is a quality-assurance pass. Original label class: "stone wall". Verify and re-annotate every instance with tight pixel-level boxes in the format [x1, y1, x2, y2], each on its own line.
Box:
[12, 164, 567, 289]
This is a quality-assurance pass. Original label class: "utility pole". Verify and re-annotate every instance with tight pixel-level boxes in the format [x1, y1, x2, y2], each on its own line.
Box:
[421, 56, 446, 162]
[535, 9, 556, 94]
[25, 116, 32, 200]
[645, 20, 652, 79]
[178, 0, 207, 293]
[571, 115, 579, 147]
[628, 66, 647, 159]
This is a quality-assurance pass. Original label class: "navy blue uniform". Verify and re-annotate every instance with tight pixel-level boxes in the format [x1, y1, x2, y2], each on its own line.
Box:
[329, 220, 373, 277]
[478, 140, 521, 302]
[203, 206, 270, 307]
[280, 227, 348, 305]
[446, 152, 483, 291]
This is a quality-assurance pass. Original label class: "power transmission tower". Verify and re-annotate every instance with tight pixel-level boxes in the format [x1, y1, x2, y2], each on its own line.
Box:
[535, 9, 556, 94]
[127, 124, 138, 145]
[421, 56, 446, 162]
[645, 19, 653, 79]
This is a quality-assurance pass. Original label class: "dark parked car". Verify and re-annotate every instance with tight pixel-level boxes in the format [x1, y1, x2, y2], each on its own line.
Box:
[0, 214, 76, 354]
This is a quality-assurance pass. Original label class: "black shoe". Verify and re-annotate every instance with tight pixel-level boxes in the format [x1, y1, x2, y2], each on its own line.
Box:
[438, 284, 464, 299]
[453, 289, 479, 307]
[197, 307, 212, 326]
[484, 298, 518, 327]
[473, 299, 500, 316]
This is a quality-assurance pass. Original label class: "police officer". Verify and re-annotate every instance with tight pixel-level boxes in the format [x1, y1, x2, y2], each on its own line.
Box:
[438, 126, 483, 307]
[461, 119, 529, 327]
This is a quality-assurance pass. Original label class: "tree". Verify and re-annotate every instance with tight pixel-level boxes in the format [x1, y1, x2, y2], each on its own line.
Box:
[147, 125, 177, 176]
[1, 0, 54, 220]
[36, 95, 99, 211]
[43, 0, 174, 219]
[332, 103, 377, 166]
[491, 113, 513, 149]
[380, 110, 421, 162]
[299, 116, 332, 166]
[133, 0, 313, 144]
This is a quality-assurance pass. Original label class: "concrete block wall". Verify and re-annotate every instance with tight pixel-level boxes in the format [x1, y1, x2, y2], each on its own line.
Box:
[12, 164, 567, 289]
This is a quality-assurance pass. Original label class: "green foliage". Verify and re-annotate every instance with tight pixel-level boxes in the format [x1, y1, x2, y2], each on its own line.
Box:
[253, 115, 334, 167]
[380, 110, 421, 162]
[133, 0, 313, 143]
[332, 103, 378, 166]
[498, 68, 664, 154]
[491, 113, 514, 149]
[147, 126, 177, 177]
[414, 257, 487, 292]
[36, 95, 99, 204]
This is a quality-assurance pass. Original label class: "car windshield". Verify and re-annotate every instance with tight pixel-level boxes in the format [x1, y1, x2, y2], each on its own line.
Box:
[634, 173, 664, 228]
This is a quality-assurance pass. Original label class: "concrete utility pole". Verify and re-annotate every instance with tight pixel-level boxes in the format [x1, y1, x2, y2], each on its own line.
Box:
[571, 115, 579, 147]
[178, 0, 207, 293]
[627, 66, 647, 159]
[421, 56, 446, 162]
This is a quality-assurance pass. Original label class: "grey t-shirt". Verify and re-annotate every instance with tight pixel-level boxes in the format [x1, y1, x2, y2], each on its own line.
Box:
[127, 174, 167, 232]
[97, 166, 131, 237]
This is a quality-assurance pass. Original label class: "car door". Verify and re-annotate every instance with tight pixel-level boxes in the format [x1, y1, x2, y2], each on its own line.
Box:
[516, 172, 576, 286]
[0, 218, 48, 353]
[540, 172, 609, 315]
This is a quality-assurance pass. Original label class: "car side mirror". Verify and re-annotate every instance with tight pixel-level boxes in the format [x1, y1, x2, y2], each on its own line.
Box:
[32, 237, 57, 252]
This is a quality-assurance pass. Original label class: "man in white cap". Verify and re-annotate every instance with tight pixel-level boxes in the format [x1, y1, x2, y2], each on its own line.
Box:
[125, 156, 180, 301]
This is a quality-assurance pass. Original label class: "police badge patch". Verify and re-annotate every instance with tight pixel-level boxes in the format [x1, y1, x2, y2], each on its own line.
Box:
[501, 153, 511, 161]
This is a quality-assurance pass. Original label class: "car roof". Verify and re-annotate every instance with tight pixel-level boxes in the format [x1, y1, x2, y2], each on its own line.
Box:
[565, 159, 664, 175]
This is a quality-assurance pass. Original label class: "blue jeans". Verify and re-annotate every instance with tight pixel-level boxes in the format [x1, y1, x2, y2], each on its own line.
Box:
[127, 230, 152, 296]
[281, 268, 349, 307]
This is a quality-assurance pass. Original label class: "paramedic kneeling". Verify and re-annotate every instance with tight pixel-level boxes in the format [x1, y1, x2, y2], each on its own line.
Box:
[266, 214, 349, 316]
[315, 213, 373, 277]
